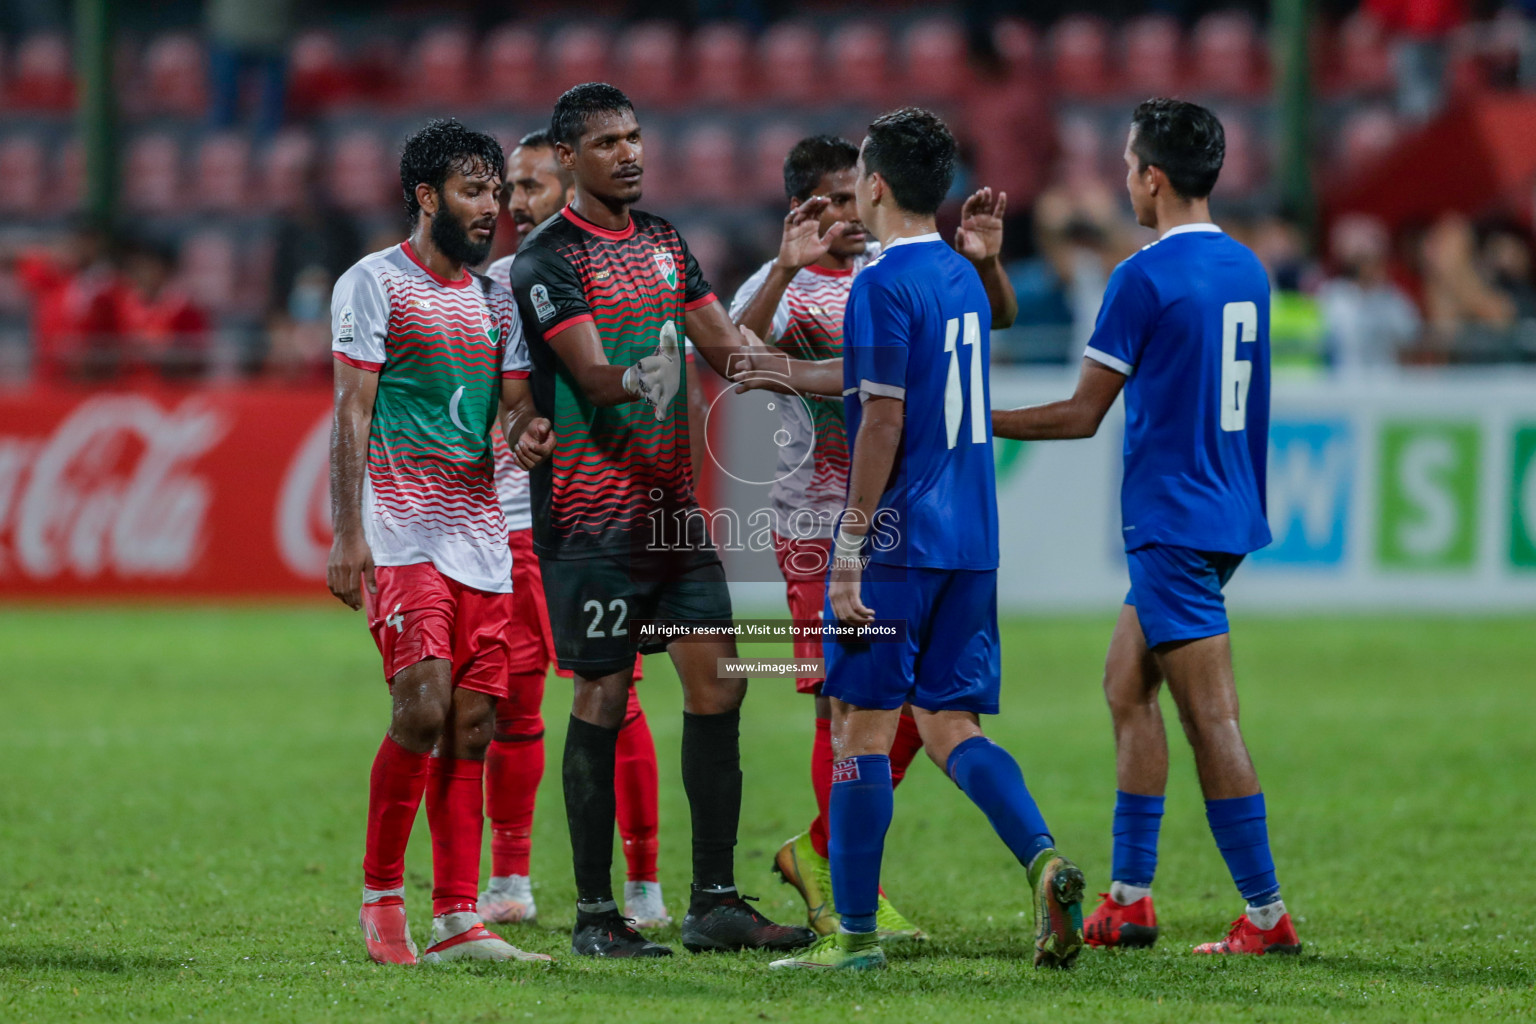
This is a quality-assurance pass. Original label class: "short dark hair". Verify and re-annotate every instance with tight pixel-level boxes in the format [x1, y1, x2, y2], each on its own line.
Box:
[861, 107, 956, 216]
[783, 135, 859, 202]
[513, 128, 573, 188]
[399, 118, 505, 222]
[550, 82, 634, 148]
[1129, 98, 1225, 200]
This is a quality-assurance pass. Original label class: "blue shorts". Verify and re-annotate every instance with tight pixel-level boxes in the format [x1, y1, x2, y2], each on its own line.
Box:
[1126, 545, 1245, 649]
[823, 564, 1000, 715]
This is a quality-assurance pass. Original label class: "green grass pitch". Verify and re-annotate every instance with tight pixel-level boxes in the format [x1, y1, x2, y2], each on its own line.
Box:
[1, 607, 1532, 1022]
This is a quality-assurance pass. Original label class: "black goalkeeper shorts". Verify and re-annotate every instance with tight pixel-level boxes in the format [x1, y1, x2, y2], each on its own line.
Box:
[539, 546, 733, 678]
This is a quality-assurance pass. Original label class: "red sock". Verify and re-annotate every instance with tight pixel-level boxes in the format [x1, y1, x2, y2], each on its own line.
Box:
[889, 710, 925, 788]
[485, 672, 546, 878]
[363, 735, 430, 893]
[615, 687, 660, 882]
[807, 715, 834, 859]
[425, 756, 486, 918]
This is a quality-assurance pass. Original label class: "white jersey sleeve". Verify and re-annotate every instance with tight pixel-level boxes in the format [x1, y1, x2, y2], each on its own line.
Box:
[485, 254, 515, 293]
[331, 261, 390, 369]
[493, 282, 531, 377]
[729, 260, 792, 342]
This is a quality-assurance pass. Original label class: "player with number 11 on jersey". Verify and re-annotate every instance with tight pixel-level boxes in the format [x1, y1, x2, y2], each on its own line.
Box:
[991, 99, 1300, 957]
[756, 107, 1085, 973]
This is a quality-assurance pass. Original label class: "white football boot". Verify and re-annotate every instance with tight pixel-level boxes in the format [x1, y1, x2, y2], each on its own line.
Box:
[623, 880, 673, 930]
[478, 875, 537, 924]
[419, 912, 552, 963]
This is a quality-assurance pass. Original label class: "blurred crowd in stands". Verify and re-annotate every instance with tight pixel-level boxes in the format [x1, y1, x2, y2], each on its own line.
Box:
[1, 0, 1535, 386]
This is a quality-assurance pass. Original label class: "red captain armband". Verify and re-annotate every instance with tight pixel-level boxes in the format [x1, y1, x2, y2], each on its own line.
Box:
[334, 352, 383, 372]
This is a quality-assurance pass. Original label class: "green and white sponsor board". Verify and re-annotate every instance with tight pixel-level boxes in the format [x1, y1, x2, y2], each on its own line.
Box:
[991, 367, 1536, 611]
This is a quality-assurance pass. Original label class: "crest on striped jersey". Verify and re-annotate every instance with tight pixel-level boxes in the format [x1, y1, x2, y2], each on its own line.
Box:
[652, 246, 678, 289]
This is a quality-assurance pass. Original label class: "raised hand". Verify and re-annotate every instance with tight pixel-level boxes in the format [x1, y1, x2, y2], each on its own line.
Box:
[955, 187, 1008, 263]
[775, 196, 847, 273]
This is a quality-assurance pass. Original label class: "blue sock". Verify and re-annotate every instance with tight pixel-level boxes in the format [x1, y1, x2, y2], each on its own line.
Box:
[1206, 793, 1280, 907]
[946, 736, 1055, 869]
[828, 754, 892, 934]
[1111, 791, 1165, 888]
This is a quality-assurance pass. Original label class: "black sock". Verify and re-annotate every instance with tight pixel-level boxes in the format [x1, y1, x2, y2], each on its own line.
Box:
[682, 709, 741, 893]
[563, 715, 620, 906]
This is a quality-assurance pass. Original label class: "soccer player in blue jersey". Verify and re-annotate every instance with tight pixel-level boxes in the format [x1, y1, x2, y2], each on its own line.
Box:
[753, 108, 1086, 972]
[992, 99, 1301, 956]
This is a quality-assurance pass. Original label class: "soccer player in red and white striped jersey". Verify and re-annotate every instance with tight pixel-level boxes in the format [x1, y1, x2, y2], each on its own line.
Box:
[328, 120, 554, 966]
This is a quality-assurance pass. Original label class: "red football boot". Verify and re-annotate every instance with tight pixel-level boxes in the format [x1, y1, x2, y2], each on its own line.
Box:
[1083, 892, 1159, 949]
[1193, 909, 1302, 955]
[360, 897, 419, 965]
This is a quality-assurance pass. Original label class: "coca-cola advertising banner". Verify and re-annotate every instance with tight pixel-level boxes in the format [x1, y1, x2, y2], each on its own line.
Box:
[0, 388, 332, 598]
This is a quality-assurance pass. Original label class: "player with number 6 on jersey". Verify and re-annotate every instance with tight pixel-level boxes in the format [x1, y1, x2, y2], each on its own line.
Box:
[990, 99, 1300, 957]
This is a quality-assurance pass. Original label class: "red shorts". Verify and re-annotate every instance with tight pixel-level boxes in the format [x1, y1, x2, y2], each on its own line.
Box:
[773, 534, 832, 694]
[364, 562, 513, 699]
[505, 529, 643, 684]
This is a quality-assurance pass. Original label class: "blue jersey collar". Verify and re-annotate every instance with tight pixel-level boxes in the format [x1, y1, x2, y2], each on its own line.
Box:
[1158, 222, 1222, 239]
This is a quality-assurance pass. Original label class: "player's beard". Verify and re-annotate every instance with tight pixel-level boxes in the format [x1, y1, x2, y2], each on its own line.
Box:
[432, 207, 495, 267]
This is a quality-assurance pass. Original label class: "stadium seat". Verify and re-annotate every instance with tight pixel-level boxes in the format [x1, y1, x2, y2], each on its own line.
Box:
[1330, 11, 1394, 95]
[484, 24, 542, 107]
[549, 24, 611, 98]
[992, 18, 1040, 80]
[1216, 111, 1261, 194]
[405, 26, 475, 109]
[902, 17, 972, 101]
[614, 21, 684, 108]
[180, 230, 239, 314]
[828, 19, 892, 105]
[750, 122, 808, 203]
[261, 129, 317, 211]
[1121, 14, 1185, 97]
[0, 136, 46, 213]
[123, 134, 183, 215]
[1190, 11, 1267, 97]
[760, 22, 822, 106]
[287, 31, 354, 116]
[679, 124, 740, 205]
[1056, 111, 1110, 183]
[9, 33, 74, 112]
[57, 137, 82, 208]
[692, 22, 754, 106]
[1047, 16, 1115, 98]
[328, 129, 393, 213]
[1336, 107, 1401, 172]
[681, 225, 729, 285]
[193, 133, 252, 213]
[142, 32, 208, 118]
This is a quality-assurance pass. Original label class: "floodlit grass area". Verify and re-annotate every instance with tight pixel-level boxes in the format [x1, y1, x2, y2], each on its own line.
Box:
[1, 607, 1532, 1022]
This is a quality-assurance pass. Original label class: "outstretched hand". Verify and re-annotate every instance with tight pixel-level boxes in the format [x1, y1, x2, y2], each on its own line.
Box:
[728, 325, 795, 395]
[776, 196, 846, 272]
[955, 187, 1007, 263]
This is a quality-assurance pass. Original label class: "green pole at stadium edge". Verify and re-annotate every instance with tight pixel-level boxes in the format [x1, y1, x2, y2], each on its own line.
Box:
[1272, 0, 1315, 232]
[75, 0, 117, 229]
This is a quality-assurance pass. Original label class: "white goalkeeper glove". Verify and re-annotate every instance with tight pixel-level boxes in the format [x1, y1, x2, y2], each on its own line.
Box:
[622, 321, 682, 421]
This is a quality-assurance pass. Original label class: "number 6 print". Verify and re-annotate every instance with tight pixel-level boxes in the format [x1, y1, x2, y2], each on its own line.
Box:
[1221, 301, 1257, 433]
